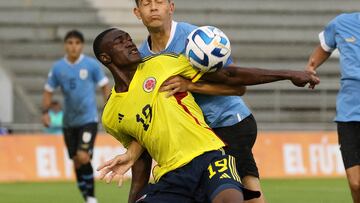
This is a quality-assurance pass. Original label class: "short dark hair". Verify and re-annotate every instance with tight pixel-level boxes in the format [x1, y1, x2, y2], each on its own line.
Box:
[64, 30, 84, 43]
[93, 28, 117, 63]
[135, 0, 171, 6]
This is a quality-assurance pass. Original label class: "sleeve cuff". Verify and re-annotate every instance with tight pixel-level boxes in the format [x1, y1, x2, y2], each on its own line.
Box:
[44, 84, 54, 92]
[191, 71, 205, 83]
[97, 77, 109, 87]
[319, 31, 335, 53]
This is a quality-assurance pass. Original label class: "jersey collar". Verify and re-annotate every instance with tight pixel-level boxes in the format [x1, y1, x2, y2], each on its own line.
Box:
[146, 21, 178, 54]
[64, 54, 84, 66]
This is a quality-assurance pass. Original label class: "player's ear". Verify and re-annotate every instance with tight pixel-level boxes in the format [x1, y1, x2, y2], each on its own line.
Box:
[169, 1, 175, 15]
[133, 7, 142, 20]
[99, 53, 112, 65]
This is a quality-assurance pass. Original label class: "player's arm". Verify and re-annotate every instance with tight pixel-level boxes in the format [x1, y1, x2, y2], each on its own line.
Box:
[128, 151, 152, 203]
[97, 140, 144, 187]
[161, 65, 318, 97]
[160, 75, 246, 97]
[41, 90, 53, 127]
[305, 44, 331, 88]
[101, 84, 111, 102]
[307, 45, 331, 72]
[92, 60, 111, 101]
[42, 67, 58, 128]
[202, 65, 320, 88]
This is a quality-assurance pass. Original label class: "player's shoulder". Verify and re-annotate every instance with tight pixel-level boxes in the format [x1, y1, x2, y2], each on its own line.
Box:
[174, 22, 198, 41]
[51, 58, 66, 73]
[53, 57, 65, 67]
[332, 13, 357, 25]
[176, 22, 198, 34]
[142, 52, 186, 64]
[82, 55, 100, 66]
[139, 37, 150, 56]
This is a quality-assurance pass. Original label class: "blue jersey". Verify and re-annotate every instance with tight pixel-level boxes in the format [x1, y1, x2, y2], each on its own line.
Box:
[45, 54, 109, 127]
[139, 21, 251, 128]
[320, 13, 360, 122]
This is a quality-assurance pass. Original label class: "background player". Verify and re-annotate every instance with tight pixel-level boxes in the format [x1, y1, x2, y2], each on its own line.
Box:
[43, 100, 63, 135]
[306, 12, 360, 203]
[130, 1, 319, 202]
[41, 30, 110, 203]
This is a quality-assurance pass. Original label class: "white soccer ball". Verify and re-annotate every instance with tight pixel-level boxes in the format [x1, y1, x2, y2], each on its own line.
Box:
[185, 26, 231, 73]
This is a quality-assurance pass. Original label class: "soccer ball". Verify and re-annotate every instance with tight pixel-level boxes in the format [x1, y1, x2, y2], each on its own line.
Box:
[185, 26, 231, 73]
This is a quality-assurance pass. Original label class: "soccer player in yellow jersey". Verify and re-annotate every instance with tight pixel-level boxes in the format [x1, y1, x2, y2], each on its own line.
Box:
[94, 28, 318, 203]
[95, 28, 258, 203]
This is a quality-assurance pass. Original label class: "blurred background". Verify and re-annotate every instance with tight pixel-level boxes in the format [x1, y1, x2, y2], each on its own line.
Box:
[0, 0, 358, 202]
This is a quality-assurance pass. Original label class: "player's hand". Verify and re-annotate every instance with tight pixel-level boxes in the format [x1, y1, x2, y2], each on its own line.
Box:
[41, 113, 51, 128]
[97, 153, 135, 187]
[160, 76, 191, 97]
[290, 70, 320, 89]
[305, 59, 320, 89]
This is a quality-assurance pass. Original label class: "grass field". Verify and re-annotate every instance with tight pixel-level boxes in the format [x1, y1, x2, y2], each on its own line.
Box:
[0, 178, 352, 203]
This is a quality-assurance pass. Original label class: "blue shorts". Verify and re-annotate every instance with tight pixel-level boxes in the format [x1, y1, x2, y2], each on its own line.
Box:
[136, 150, 260, 203]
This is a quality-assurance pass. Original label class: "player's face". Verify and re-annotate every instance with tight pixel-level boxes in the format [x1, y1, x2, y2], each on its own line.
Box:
[102, 30, 141, 67]
[64, 37, 84, 59]
[134, 0, 174, 30]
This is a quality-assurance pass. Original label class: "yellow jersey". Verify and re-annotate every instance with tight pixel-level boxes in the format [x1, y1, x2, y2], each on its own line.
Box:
[102, 54, 225, 182]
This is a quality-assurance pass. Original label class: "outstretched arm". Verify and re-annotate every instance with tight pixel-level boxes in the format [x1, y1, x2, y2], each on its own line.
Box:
[161, 64, 319, 97]
[160, 76, 246, 97]
[202, 65, 320, 87]
[128, 151, 152, 203]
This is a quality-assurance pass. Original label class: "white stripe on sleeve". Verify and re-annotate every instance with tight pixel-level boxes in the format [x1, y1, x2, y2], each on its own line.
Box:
[97, 77, 109, 87]
[319, 31, 335, 53]
[44, 84, 54, 92]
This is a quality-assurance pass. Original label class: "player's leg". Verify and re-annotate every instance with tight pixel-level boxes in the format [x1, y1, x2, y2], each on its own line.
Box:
[212, 188, 244, 203]
[63, 127, 88, 200]
[337, 122, 360, 203]
[73, 123, 98, 203]
[201, 151, 261, 203]
[345, 166, 360, 203]
[135, 158, 204, 203]
[214, 115, 265, 203]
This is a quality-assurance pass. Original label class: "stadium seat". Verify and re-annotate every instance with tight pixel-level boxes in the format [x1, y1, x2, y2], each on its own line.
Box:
[0, 0, 357, 131]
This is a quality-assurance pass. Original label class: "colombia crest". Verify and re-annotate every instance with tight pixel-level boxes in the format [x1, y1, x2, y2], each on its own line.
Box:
[143, 77, 157, 93]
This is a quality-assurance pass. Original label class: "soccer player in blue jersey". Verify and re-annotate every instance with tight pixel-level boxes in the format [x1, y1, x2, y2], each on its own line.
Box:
[306, 13, 360, 203]
[128, 1, 319, 202]
[41, 30, 110, 203]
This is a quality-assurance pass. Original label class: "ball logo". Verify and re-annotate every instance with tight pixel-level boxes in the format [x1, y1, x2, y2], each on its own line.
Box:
[143, 77, 156, 93]
[79, 69, 88, 80]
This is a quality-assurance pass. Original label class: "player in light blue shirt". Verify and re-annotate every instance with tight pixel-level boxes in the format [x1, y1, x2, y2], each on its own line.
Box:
[306, 12, 360, 202]
[139, 21, 252, 128]
[42, 30, 110, 203]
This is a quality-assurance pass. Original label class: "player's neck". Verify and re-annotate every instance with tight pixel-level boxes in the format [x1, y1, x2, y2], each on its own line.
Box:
[109, 64, 137, 93]
[66, 54, 81, 64]
[148, 23, 172, 53]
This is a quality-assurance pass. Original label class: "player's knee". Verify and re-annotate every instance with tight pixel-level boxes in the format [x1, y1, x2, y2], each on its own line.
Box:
[349, 179, 360, 192]
[212, 188, 244, 203]
[75, 150, 91, 165]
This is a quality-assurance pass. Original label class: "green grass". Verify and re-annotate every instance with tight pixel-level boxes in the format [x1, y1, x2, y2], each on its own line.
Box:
[262, 178, 352, 203]
[0, 178, 352, 203]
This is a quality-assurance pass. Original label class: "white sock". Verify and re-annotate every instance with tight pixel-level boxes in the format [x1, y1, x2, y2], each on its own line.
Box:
[86, 196, 98, 203]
